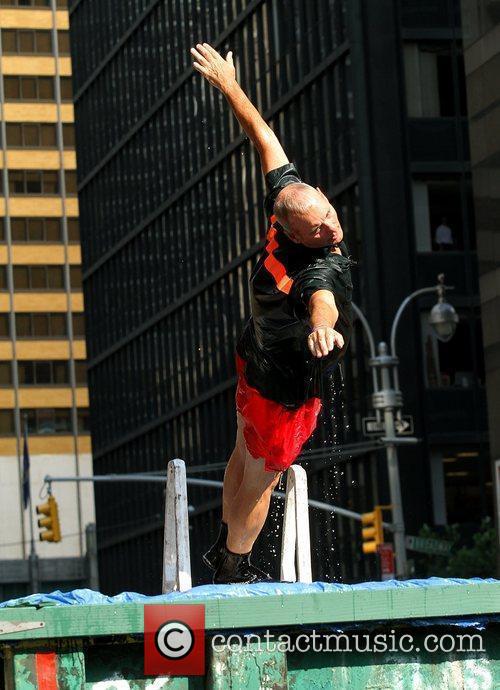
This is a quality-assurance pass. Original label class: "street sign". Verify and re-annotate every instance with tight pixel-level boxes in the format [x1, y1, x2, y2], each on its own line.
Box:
[362, 415, 414, 437]
[405, 535, 452, 556]
[394, 415, 414, 435]
[362, 417, 384, 437]
[377, 543, 395, 580]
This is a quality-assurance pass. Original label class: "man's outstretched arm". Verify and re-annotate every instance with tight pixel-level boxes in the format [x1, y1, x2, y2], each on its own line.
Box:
[190, 42, 288, 175]
[307, 290, 344, 358]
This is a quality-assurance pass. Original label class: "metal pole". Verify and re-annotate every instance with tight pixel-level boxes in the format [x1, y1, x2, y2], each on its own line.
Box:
[375, 343, 408, 578]
[24, 414, 38, 594]
[85, 523, 99, 591]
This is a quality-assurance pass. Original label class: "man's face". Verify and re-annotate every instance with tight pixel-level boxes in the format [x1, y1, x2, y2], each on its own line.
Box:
[283, 188, 343, 248]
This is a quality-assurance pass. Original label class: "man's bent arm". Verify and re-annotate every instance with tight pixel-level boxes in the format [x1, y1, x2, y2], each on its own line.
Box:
[190, 43, 288, 174]
[308, 290, 344, 358]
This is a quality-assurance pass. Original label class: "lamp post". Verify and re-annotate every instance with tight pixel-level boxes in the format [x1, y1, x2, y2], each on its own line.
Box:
[352, 274, 458, 578]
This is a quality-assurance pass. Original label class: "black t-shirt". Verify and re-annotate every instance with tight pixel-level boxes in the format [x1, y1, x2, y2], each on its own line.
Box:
[236, 162, 353, 408]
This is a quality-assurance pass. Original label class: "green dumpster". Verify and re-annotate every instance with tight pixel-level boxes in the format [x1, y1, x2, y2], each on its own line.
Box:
[1, 578, 499, 689]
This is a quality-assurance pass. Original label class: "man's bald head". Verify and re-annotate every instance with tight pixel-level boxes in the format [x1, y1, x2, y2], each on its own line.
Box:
[273, 183, 320, 231]
[273, 182, 344, 248]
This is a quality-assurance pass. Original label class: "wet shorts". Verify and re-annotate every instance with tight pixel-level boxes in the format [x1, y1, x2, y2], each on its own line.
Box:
[235, 353, 322, 472]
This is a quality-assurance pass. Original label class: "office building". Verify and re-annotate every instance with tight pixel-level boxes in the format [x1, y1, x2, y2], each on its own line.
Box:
[68, 0, 490, 593]
[0, 0, 95, 599]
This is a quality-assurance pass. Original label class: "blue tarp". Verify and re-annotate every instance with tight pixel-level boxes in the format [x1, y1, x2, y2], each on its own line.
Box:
[1, 577, 498, 610]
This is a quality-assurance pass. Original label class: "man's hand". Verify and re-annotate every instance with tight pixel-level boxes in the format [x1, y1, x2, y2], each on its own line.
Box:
[308, 326, 344, 358]
[190, 43, 236, 93]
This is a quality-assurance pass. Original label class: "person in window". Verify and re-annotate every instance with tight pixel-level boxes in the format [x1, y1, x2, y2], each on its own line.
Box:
[190, 43, 353, 584]
[434, 216, 454, 250]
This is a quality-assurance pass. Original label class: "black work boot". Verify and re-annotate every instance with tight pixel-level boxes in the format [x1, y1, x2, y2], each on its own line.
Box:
[213, 544, 274, 584]
[202, 520, 228, 571]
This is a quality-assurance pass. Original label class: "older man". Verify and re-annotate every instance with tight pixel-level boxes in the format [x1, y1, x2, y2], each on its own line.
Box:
[190, 43, 353, 584]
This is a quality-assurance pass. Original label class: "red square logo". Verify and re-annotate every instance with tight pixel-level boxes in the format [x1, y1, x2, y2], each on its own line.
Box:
[144, 604, 205, 676]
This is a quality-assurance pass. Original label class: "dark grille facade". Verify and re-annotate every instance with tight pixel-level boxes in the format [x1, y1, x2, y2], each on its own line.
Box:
[69, 0, 490, 594]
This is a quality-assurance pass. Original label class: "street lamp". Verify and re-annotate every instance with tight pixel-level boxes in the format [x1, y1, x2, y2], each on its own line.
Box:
[352, 274, 457, 579]
[428, 275, 459, 343]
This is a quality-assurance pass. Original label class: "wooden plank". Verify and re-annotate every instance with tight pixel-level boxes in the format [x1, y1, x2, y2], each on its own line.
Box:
[0, 581, 499, 641]
[280, 470, 297, 582]
[293, 466, 312, 584]
[162, 459, 192, 594]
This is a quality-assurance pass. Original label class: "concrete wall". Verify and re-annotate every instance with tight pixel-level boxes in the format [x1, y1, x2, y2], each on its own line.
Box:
[0, 452, 94, 560]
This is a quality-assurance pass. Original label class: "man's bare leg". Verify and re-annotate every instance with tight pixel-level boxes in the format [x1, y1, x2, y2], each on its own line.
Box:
[221, 413, 246, 523]
[226, 450, 282, 554]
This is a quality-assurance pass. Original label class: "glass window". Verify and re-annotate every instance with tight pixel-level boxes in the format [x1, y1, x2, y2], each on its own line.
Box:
[18, 361, 34, 384]
[6, 124, 22, 146]
[53, 361, 68, 384]
[26, 172, 42, 194]
[13, 266, 29, 289]
[23, 124, 39, 146]
[0, 267, 6, 290]
[38, 77, 54, 100]
[31, 267, 46, 289]
[16, 314, 31, 336]
[45, 219, 61, 241]
[78, 408, 90, 433]
[63, 124, 75, 148]
[57, 31, 70, 54]
[43, 171, 59, 194]
[9, 171, 25, 194]
[67, 218, 79, 242]
[28, 218, 44, 241]
[60, 77, 73, 100]
[19, 31, 35, 53]
[65, 171, 77, 194]
[37, 409, 55, 434]
[41, 124, 56, 147]
[11, 219, 26, 241]
[2, 31, 17, 53]
[74, 361, 86, 384]
[4, 77, 20, 99]
[35, 31, 51, 53]
[33, 314, 49, 335]
[47, 267, 64, 289]
[72, 312, 85, 336]
[0, 362, 11, 385]
[0, 410, 14, 435]
[0, 218, 4, 241]
[422, 312, 479, 388]
[54, 409, 71, 432]
[21, 77, 37, 100]
[50, 313, 66, 335]
[35, 361, 51, 384]
[70, 266, 82, 289]
[0, 314, 9, 337]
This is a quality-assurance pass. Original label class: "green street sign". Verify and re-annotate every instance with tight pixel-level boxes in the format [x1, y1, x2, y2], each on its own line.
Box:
[405, 535, 453, 556]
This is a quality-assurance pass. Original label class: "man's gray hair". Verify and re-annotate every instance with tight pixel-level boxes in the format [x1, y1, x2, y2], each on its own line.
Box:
[273, 182, 318, 230]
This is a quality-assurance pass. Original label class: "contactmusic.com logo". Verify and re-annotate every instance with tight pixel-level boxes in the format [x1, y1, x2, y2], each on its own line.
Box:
[144, 604, 205, 676]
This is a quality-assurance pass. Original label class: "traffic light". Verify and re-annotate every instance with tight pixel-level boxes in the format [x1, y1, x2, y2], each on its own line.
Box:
[361, 505, 384, 554]
[36, 496, 61, 543]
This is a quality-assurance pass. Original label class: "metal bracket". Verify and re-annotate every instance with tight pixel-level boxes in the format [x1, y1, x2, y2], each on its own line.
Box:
[0, 621, 45, 636]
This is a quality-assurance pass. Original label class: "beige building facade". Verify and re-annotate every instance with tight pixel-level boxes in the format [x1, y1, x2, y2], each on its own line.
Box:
[0, 0, 94, 594]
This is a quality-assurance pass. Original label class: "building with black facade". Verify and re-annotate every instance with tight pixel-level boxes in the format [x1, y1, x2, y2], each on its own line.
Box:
[68, 0, 491, 594]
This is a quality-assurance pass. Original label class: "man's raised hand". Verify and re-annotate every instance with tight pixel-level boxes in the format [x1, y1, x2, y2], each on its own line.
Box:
[190, 43, 236, 92]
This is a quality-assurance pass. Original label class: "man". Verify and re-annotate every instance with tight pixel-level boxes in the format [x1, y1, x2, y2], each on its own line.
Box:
[434, 216, 454, 250]
[190, 43, 353, 584]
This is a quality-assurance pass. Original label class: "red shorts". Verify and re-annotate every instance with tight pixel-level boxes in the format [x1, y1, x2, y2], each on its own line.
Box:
[235, 353, 322, 472]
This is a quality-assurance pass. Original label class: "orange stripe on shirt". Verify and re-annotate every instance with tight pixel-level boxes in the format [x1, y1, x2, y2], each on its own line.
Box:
[264, 216, 294, 294]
